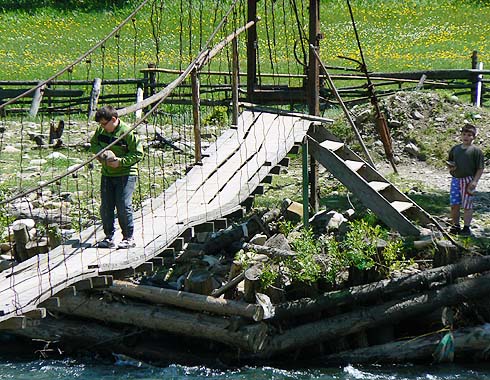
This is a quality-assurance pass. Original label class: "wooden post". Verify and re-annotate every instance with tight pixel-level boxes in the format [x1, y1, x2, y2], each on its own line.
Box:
[12, 223, 29, 262]
[232, 37, 240, 126]
[87, 77, 102, 119]
[29, 82, 45, 117]
[302, 136, 309, 228]
[191, 68, 202, 164]
[135, 87, 144, 120]
[246, 0, 258, 102]
[147, 63, 157, 97]
[471, 50, 478, 104]
[308, 0, 321, 213]
[475, 62, 484, 107]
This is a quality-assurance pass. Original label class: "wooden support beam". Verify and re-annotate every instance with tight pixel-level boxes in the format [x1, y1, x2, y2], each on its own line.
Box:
[194, 222, 215, 233]
[279, 157, 290, 167]
[160, 247, 175, 257]
[53, 291, 268, 353]
[252, 185, 264, 195]
[261, 175, 273, 184]
[170, 237, 185, 251]
[270, 166, 282, 175]
[0, 317, 26, 330]
[135, 262, 154, 274]
[54, 286, 77, 297]
[40, 297, 60, 309]
[213, 218, 228, 230]
[289, 144, 301, 155]
[24, 308, 46, 319]
[110, 280, 265, 321]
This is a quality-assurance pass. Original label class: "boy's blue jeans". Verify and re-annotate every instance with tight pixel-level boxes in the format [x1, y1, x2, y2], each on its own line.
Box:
[100, 175, 136, 240]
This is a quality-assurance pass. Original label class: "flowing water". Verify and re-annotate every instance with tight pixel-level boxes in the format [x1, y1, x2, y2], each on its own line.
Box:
[1, 358, 490, 380]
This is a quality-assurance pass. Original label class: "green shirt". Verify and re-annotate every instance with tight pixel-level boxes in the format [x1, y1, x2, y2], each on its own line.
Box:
[90, 119, 144, 177]
[448, 143, 484, 178]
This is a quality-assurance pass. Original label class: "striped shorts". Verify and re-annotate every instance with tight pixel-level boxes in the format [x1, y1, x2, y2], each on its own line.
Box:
[450, 176, 474, 209]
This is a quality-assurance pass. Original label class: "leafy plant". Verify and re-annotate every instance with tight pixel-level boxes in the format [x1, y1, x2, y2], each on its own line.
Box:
[285, 227, 322, 285]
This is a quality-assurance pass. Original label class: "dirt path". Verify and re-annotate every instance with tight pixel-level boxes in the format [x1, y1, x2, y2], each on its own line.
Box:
[379, 160, 490, 239]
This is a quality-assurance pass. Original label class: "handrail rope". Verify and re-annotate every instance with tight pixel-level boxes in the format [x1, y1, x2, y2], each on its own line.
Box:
[0, 0, 151, 111]
[0, 0, 246, 208]
[289, 0, 308, 67]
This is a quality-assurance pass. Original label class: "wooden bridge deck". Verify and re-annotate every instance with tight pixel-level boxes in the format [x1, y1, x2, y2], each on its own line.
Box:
[0, 110, 310, 326]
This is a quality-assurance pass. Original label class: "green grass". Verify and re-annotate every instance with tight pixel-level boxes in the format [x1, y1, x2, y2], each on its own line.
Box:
[0, 0, 488, 82]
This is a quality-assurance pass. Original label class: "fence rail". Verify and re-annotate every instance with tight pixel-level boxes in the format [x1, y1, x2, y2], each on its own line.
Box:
[0, 66, 488, 117]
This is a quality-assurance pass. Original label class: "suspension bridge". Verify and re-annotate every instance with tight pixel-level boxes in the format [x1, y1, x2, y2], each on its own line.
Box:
[0, 0, 434, 339]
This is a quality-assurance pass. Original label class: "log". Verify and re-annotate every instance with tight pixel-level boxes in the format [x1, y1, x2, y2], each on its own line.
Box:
[242, 242, 296, 258]
[109, 280, 264, 321]
[324, 324, 490, 365]
[273, 255, 490, 320]
[25, 238, 49, 258]
[243, 265, 262, 303]
[29, 82, 45, 117]
[184, 268, 214, 295]
[211, 270, 245, 299]
[204, 216, 265, 253]
[258, 273, 490, 357]
[87, 77, 102, 119]
[14, 315, 236, 366]
[12, 223, 29, 262]
[224, 260, 243, 299]
[52, 291, 268, 353]
[433, 240, 459, 267]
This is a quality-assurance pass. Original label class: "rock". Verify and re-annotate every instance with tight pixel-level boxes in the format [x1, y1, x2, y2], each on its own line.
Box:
[404, 142, 420, 157]
[411, 110, 424, 120]
[249, 234, 267, 246]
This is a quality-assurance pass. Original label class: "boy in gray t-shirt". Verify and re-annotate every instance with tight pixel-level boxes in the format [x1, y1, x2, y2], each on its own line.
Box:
[447, 124, 484, 236]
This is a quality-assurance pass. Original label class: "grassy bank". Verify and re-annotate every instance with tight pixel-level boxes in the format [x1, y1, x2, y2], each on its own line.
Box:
[0, 0, 488, 81]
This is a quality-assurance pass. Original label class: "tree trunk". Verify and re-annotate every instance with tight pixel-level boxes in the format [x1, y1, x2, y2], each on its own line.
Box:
[53, 291, 268, 353]
[258, 273, 490, 357]
[324, 324, 490, 365]
[110, 279, 264, 321]
[273, 255, 490, 320]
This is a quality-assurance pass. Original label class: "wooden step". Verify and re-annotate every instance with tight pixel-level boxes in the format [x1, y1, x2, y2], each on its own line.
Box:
[344, 160, 364, 172]
[320, 140, 344, 152]
[391, 201, 413, 213]
[369, 181, 391, 192]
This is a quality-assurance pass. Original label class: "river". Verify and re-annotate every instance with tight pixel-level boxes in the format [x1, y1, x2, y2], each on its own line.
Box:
[1, 358, 490, 380]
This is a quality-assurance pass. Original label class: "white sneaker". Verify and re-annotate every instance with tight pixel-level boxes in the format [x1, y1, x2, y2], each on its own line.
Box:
[97, 237, 115, 248]
[118, 237, 135, 249]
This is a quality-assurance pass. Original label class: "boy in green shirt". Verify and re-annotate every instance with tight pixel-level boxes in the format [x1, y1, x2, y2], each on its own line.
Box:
[90, 105, 144, 248]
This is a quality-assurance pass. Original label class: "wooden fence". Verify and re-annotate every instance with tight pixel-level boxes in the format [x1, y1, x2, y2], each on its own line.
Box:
[0, 64, 488, 117]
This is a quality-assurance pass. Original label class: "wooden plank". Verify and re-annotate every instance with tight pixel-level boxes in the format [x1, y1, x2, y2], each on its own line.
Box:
[24, 308, 46, 319]
[0, 317, 26, 330]
[320, 140, 344, 152]
[309, 138, 420, 236]
[0, 111, 310, 325]
[369, 181, 391, 192]
[391, 201, 413, 213]
[344, 160, 365, 172]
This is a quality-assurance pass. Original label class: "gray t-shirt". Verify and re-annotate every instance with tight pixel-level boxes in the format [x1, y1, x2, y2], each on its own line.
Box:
[448, 143, 485, 178]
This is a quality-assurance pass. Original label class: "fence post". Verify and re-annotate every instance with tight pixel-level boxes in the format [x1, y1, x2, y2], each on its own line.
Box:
[471, 51, 478, 105]
[191, 69, 202, 164]
[87, 78, 102, 119]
